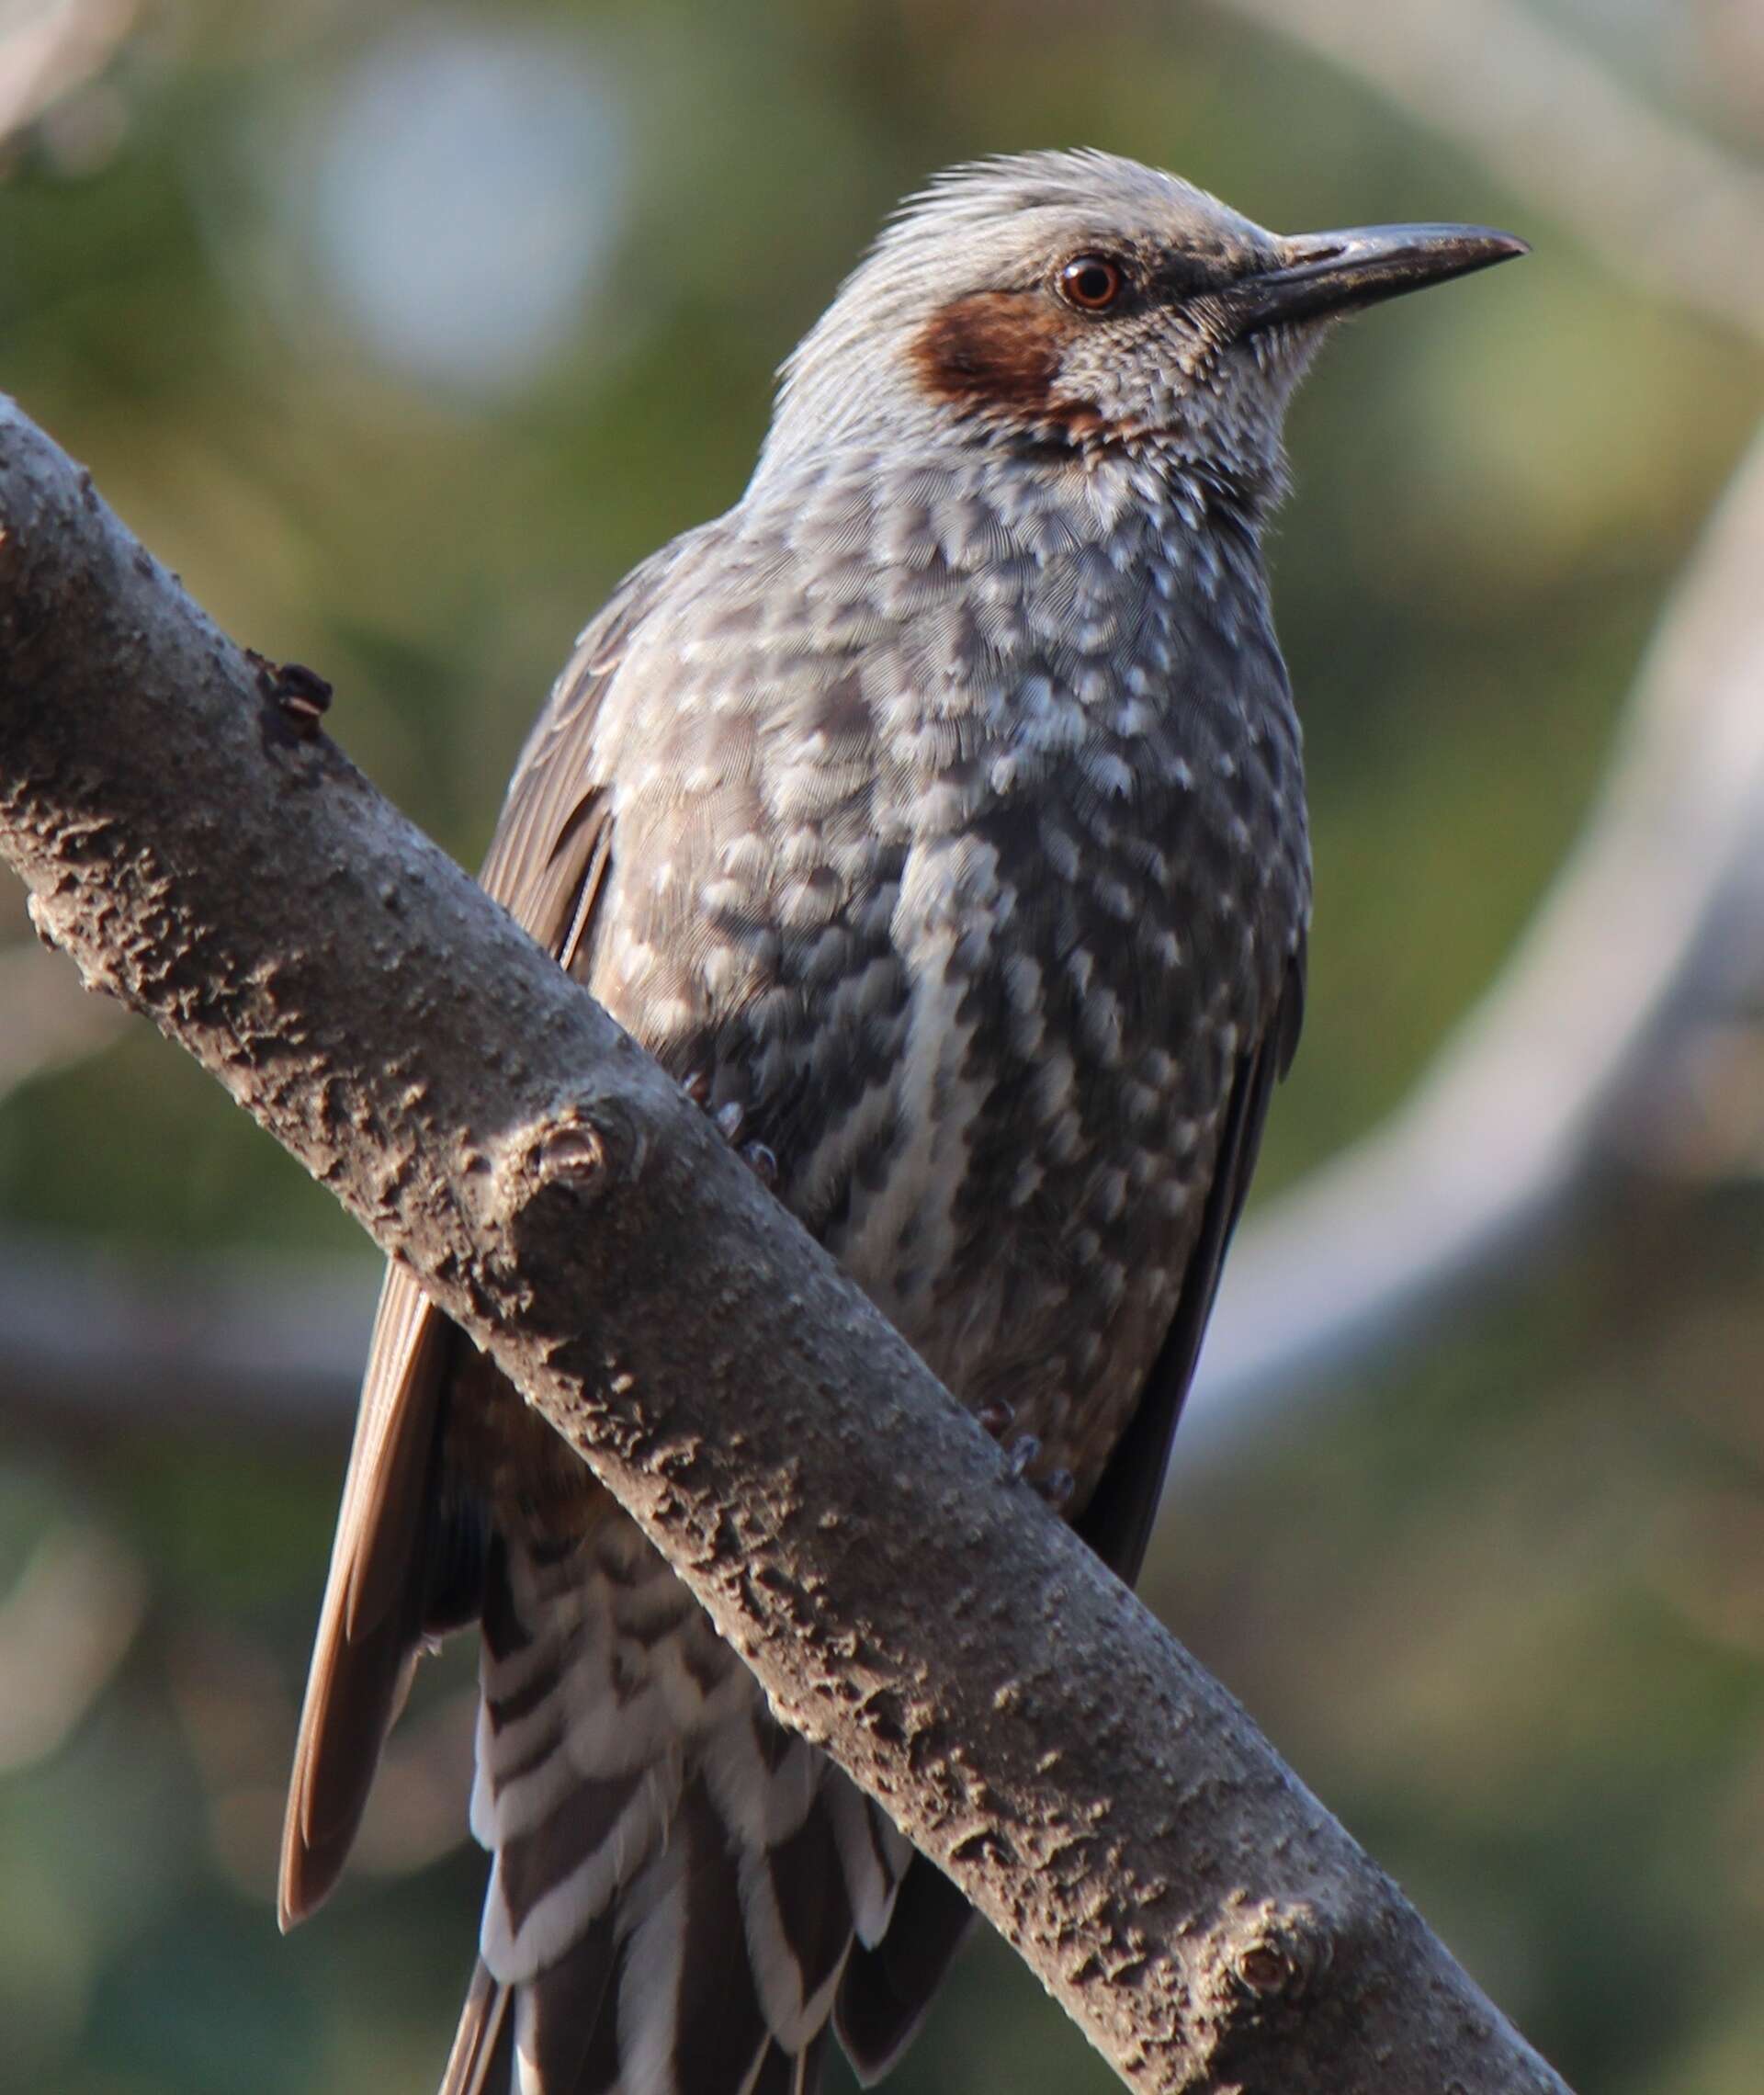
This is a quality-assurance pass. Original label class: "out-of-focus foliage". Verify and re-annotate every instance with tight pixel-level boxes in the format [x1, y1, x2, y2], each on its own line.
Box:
[0, 2, 1760, 2090]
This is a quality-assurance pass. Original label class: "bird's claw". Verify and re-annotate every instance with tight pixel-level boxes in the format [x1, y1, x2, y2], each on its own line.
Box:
[1036, 1467, 1076, 1512]
[1006, 1433, 1042, 1481]
[681, 1083, 776, 1187]
[741, 1140, 778, 1189]
[1000, 1428, 1074, 1510]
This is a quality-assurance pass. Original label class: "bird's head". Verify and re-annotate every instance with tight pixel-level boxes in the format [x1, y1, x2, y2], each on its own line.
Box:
[758, 150, 1525, 514]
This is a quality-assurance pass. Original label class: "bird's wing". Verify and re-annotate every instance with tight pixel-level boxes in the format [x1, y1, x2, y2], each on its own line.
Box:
[1076, 937, 1306, 1585]
[279, 549, 681, 1926]
[836, 941, 1306, 2079]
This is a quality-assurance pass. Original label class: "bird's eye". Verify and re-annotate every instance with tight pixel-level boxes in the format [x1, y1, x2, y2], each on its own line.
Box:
[1057, 255, 1127, 312]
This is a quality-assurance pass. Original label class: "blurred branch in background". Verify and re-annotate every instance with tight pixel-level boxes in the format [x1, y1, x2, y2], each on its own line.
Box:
[0, 0, 136, 164]
[1214, 0, 1764, 349]
[1186, 416, 1764, 1447]
[1159, 0, 1764, 1449]
[0, 1226, 368, 1439]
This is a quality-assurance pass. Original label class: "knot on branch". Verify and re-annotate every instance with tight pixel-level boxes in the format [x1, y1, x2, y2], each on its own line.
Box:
[496, 1098, 650, 1213]
[537, 1119, 613, 1186]
[479, 1097, 656, 1335]
[1211, 1897, 1335, 2018]
[483, 1105, 658, 1315]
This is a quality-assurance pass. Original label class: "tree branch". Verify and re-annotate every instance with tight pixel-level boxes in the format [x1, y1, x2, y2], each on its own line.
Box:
[0, 397, 1572, 2092]
[13, 413, 1764, 1463]
[26, 390, 1756, 1465]
[7, 0, 1764, 1478]
[0, 1225, 369, 1439]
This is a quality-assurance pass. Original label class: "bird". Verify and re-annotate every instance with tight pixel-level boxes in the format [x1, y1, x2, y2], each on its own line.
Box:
[277, 149, 1525, 2095]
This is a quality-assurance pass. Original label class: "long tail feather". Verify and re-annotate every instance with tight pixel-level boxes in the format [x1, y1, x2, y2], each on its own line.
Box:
[281, 1267, 452, 1925]
[457, 1519, 913, 2094]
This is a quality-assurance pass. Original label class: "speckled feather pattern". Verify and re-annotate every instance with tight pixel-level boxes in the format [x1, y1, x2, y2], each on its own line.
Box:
[282, 149, 1333, 2095]
[428, 434, 1306, 2095]
[557, 441, 1305, 1489]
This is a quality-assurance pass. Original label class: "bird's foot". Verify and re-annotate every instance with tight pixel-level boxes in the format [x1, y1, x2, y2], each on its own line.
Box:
[682, 1080, 778, 1188]
[995, 1423, 1076, 1512]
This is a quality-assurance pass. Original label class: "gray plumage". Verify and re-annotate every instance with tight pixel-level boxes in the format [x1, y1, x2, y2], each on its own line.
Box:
[277, 150, 1524, 2095]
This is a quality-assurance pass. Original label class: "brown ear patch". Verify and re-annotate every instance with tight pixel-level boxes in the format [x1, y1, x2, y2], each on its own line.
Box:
[910, 292, 1102, 436]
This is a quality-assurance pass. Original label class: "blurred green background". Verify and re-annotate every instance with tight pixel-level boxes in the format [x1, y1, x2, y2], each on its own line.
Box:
[2, 1, 1761, 2090]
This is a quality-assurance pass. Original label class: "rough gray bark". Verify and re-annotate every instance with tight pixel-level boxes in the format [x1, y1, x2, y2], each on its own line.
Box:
[0, 395, 1572, 2094]
[14, 420, 1764, 1476]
